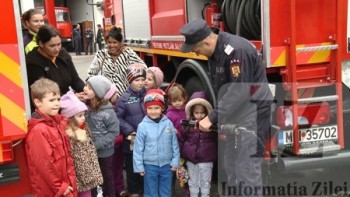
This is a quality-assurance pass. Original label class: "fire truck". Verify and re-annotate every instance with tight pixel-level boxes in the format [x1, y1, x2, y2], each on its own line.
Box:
[1, 0, 350, 195]
[0, 0, 32, 196]
[103, 0, 350, 173]
[20, 0, 73, 50]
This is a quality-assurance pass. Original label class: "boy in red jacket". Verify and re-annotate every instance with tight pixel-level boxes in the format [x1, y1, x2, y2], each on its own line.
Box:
[26, 78, 77, 197]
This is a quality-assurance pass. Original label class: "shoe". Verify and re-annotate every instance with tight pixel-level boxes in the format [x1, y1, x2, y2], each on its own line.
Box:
[118, 191, 127, 197]
[129, 194, 140, 197]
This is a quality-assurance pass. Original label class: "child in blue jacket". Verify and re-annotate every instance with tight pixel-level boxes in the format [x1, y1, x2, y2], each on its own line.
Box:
[133, 89, 180, 197]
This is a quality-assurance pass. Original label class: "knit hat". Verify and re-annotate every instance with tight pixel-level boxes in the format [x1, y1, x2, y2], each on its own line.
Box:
[185, 91, 213, 119]
[144, 89, 166, 109]
[87, 75, 117, 100]
[60, 91, 88, 118]
[147, 67, 164, 88]
[127, 63, 147, 84]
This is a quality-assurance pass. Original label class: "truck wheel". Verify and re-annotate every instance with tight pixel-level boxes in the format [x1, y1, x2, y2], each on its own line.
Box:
[184, 76, 204, 97]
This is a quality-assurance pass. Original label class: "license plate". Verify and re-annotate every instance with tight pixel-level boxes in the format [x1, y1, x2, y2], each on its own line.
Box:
[278, 125, 338, 145]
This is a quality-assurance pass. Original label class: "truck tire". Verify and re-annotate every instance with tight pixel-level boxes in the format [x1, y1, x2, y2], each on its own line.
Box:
[174, 59, 216, 104]
[184, 76, 204, 97]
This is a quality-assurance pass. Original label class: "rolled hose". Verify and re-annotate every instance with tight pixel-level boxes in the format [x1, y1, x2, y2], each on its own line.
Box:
[221, 0, 261, 40]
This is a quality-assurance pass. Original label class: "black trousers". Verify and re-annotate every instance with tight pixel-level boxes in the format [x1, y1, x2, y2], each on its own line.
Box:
[125, 153, 144, 194]
[91, 155, 116, 197]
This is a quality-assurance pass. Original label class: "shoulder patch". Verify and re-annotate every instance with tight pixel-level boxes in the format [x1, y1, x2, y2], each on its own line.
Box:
[224, 44, 234, 55]
[230, 59, 241, 77]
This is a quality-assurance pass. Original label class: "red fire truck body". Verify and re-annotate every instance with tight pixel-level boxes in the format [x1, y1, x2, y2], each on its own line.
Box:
[103, 0, 350, 171]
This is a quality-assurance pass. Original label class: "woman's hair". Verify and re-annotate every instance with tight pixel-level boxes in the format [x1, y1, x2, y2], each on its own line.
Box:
[106, 26, 123, 42]
[22, 9, 42, 23]
[36, 25, 60, 44]
[30, 78, 60, 103]
[167, 83, 188, 105]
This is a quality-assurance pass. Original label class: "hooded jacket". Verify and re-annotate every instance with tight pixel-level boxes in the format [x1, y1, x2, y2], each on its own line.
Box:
[180, 92, 217, 164]
[115, 86, 146, 154]
[25, 110, 78, 197]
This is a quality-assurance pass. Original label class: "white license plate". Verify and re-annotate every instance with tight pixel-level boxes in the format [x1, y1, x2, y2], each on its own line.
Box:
[278, 125, 338, 145]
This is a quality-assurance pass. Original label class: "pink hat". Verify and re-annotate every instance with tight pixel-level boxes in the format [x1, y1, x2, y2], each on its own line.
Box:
[147, 67, 164, 88]
[60, 91, 88, 118]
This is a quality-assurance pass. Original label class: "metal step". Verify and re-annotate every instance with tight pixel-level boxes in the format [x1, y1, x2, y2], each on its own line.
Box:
[296, 44, 338, 52]
[298, 95, 338, 104]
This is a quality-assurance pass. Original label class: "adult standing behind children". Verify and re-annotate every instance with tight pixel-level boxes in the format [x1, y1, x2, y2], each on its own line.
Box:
[133, 89, 180, 197]
[73, 24, 82, 55]
[26, 25, 85, 111]
[179, 19, 273, 197]
[87, 26, 146, 97]
[60, 91, 103, 197]
[84, 75, 120, 197]
[96, 24, 105, 50]
[26, 78, 77, 197]
[115, 64, 147, 197]
[180, 91, 217, 197]
[22, 9, 44, 54]
[84, 27, 94, 55]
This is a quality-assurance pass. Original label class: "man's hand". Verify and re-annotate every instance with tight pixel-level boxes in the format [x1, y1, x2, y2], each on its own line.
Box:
[63, 186, 73, 196]
[140, 172, 145, 176]
[199, 116, 212, 132]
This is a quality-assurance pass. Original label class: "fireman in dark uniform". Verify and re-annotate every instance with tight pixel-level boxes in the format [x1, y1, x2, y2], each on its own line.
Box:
[180, 19, 273, 196]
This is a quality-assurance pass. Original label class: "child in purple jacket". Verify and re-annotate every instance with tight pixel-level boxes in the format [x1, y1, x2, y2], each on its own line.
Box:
[180, 91, 217, 197]
[166, 83, 188, 135]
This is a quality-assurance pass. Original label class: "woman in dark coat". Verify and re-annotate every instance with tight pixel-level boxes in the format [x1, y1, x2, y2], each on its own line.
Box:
[26, 25, 85, 111]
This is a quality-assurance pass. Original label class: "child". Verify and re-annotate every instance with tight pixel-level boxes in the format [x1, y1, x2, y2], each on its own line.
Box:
[60, 91, 103, 197]
[144, 66, 164, 90]
[166, 83, 188, 134]
[181, 91, 217, 197]
[25, 78, 77, 197]
[165, 83, 188, 195]
[133, 89, 180, 197]
[115, 63, 147, 196]
[84, 75, 120, 197]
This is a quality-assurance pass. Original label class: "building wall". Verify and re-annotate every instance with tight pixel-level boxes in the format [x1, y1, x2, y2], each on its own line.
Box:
[67, 0, 104, 34]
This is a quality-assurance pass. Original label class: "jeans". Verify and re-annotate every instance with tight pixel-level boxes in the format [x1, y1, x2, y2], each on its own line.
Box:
[144, 164, 173, 197]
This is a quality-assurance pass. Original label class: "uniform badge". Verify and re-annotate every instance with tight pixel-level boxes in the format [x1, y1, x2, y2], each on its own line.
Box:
[166, 128, 171, 133]
[230, 59, 241, 77]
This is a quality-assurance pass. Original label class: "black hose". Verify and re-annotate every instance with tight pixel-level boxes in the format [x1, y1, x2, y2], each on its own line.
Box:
[221, 0, 261, 40]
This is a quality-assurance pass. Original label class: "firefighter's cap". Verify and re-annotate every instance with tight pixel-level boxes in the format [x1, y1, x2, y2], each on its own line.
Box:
[179, 19, 212, 53]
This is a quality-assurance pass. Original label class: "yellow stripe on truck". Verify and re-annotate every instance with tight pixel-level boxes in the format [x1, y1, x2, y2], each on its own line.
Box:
[0, 94, 26, 132]
[0, 51, 22, 88]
